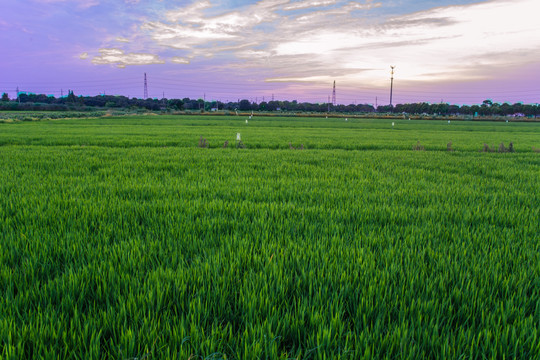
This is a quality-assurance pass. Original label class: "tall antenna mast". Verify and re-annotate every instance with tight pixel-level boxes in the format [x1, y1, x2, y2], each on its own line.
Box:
[144, 73, 148, 99]
[332, 80, 336, 106]
[389, 66, 395, 106]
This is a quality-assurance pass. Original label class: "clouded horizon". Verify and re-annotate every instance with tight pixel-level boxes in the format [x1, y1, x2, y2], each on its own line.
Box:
[1, 0, 539, 105]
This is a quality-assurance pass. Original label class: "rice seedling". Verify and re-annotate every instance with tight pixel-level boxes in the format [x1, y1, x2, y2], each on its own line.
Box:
[0, 115, 539, 359]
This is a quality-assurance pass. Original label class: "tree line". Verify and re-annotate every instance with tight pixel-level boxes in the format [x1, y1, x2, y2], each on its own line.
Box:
[1, 91, 538, 117]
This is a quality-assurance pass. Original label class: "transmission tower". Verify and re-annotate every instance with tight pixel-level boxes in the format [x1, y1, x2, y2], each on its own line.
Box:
[144, 73, 148, 99]
[332, 81, 336, 106]
[389, 66, 395, 106]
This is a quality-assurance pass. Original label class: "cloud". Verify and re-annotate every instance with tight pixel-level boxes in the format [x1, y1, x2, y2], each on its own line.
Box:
[116, 37, 131, 43]
[86, 0, 540, 90]
[91, 48, 165, 67]
[78, 0, 99, 9]
[170, 56, 190, 64]
[79, 52, 89, 59]
[138, 0, 378, 58]
[142, 0, 288, 51]
[240, 0, 540, 86]
[32, 0, 100, 9]
[165, 1, 213, 23]
[283, 0, 340, 11]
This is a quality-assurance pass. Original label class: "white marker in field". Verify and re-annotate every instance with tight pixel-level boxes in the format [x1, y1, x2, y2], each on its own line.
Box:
[448, 120, 450, 124]
[392, 122, 395, 128]
[236, 133, 241, 141]
[345, 118, 348, 121]
[245, 119, 248, 124]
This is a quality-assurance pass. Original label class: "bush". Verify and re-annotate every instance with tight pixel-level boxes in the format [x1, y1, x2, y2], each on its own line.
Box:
[198, 136, 208, 148]
[412, 141, 424, 151]
[498, 142, 515, 153]
[481, 143, 494, 152]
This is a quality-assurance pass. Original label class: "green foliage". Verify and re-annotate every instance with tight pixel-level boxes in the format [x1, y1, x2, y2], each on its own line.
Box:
[0, 115, 539, 359]
[0, 111, 108, 122]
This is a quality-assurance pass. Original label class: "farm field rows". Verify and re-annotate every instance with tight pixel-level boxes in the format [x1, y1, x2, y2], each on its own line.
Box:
[1, 115, 539, 359]
[1, 115, 539, 151]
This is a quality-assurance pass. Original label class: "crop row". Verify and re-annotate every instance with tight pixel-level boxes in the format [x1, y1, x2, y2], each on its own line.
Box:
[0, 115, 538, 152]
[1, 143, 539, 359]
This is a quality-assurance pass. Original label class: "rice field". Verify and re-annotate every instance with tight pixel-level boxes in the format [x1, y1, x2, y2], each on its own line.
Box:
[1, 115, 539, 359]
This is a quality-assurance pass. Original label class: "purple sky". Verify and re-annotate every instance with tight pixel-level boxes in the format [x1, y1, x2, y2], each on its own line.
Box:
[1, 0, 539, 105]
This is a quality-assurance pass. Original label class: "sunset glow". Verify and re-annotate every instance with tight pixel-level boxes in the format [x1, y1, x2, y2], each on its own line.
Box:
[2, 0, 539, 105]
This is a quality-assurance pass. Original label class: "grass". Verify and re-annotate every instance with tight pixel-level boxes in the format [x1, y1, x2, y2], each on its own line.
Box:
[1, 115, 539, 359]
[0, 115, 538, 151]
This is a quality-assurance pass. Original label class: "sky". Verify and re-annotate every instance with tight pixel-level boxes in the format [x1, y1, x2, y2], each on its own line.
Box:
[1, 0, 539, 105]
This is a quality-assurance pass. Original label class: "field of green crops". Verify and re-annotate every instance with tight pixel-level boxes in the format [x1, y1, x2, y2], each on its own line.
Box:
[1, 115, 539, 359]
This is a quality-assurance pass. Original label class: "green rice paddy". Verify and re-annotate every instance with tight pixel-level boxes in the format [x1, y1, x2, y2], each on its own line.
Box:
[1, 115, 539, 359]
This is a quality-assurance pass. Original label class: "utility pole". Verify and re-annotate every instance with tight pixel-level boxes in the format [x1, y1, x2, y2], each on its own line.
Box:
[16, 86, 20, 103]
[389, 66, 395, 107]
[332, 81, 336, 106]
[144, 73, 148, 99]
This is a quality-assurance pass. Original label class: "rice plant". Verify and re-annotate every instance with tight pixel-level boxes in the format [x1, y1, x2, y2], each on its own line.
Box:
[0, 115, 539, 359]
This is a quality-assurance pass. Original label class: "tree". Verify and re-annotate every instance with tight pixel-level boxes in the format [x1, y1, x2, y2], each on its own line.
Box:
[67, 90, 77, 103]
[167, 99, 184, 110]
[239, 99, 251, 111]
[1, 93, 9, 102]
